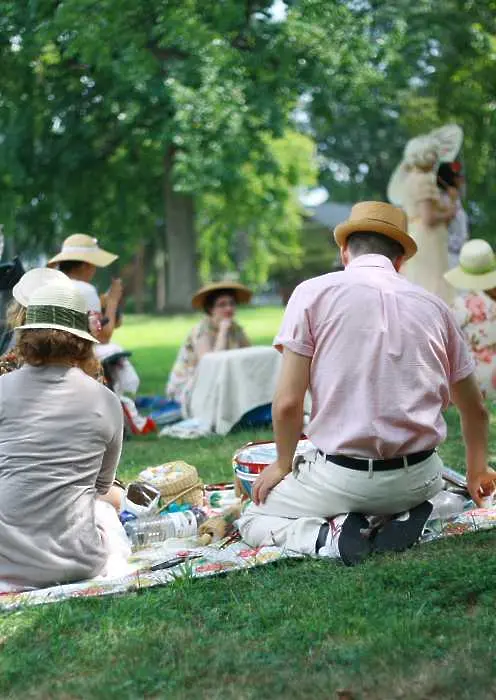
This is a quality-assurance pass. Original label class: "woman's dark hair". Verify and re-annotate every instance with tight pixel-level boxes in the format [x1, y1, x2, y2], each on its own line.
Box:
[437, 162, 460, 190]
[203, 289, 237, 315]
[58, 260, 86, 274]
[16, 329, 100, 378]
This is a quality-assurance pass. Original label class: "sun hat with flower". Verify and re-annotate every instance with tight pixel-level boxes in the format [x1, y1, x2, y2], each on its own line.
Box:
[16, 281, 98, 342]
[444, 239, 496, 292]
[48, 234, 118, 268]
[388, 124, 464, 207]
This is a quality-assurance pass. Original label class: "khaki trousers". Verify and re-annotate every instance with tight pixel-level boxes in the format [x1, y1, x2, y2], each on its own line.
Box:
[237, 449, 443, 555]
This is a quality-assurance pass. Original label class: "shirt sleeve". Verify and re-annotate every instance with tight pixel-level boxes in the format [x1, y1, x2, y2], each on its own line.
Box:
[445, 308, 476, 385]
[273, 285, 314, 357]
[95, 391, 124, 494]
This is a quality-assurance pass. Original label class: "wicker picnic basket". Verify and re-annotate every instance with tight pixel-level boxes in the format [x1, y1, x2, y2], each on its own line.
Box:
[137, 461, 204, 507]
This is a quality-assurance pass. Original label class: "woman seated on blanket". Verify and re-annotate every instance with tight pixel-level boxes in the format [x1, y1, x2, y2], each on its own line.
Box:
[445, 239, 496, 400]
[166, 282, 252, 415]
[0, 281, 129, 592]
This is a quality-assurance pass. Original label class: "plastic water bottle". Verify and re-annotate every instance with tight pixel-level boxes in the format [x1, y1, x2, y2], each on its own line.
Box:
[125, 507, 207, 549]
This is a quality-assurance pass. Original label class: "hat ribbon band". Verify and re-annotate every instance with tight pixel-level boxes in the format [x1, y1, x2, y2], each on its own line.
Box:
[60, 244, 100, 255]
[352, 217, 403, 232]
[460, 260, 496, 275]
[26, 305, 90, 332]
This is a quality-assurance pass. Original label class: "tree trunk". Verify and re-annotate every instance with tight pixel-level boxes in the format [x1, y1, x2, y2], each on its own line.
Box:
[164, 148, 198, 310]
[133, 244, 146, 313]
[155, 248, 167, 313]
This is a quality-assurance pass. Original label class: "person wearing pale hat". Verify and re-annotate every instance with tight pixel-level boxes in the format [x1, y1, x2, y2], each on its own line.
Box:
[48, 234, 122, 344]
[0, 267, 72, 375]
[237, 201, 495, 565]
[165, 281, 252, 414]
[50, 234, 146, 420]
[387, 124, 463, 304]
[0, 281, 130, 591]
[445, 239, 496, 399]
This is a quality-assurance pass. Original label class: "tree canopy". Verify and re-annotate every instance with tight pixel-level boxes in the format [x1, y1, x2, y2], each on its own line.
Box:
[1, 1, 495, 308]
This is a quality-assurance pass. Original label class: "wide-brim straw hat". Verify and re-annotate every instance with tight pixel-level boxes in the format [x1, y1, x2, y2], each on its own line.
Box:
[48, 234, 118, 267]
[16, 281, 98, 343]
[444, 239, 496, 291]
[12, 268, 72, 307]
[333, 201, 417, 260]
[192, 281, 253, 311]
[388, 124, 463, 207]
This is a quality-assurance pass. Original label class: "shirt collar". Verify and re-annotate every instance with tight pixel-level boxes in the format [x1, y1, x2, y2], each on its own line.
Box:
[347, 254, 396, 272]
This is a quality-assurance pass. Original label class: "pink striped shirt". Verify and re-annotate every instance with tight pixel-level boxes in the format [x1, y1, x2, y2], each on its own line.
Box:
[275, 255, 474, 458]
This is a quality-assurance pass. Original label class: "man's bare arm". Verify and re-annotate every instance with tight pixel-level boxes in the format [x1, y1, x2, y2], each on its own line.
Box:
[450, 373, 496, 505]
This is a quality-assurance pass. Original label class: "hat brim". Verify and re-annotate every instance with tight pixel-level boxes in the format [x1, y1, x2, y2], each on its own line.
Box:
[334, 218, 417, 261]
[16, 322, 98, 343]
[444, 266, 496, 292]
[48, 250, 118, 268]
[192, 282, 253, 310]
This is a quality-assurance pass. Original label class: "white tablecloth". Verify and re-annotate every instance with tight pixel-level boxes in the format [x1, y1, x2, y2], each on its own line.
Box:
[189, 346, 282, 435]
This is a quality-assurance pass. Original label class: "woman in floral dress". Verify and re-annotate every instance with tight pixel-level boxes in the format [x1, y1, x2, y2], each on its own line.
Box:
[445, 239, 496, 399]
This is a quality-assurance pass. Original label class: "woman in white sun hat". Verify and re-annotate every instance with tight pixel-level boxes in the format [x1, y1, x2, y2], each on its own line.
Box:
[388, 124, 463, 303]
[0, 267, 72, 375]
[445, 239, 496, 399]
[0, 281, 130, 591]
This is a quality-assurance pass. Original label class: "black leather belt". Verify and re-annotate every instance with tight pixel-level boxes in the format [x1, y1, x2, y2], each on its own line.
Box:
[317, 448, 436, 472]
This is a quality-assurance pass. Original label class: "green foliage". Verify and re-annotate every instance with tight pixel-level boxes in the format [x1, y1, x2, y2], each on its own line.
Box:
[198, 130, 318, 285]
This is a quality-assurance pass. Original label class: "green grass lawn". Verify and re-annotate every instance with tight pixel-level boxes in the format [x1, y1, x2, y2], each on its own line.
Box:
[1, 308, 496, 700]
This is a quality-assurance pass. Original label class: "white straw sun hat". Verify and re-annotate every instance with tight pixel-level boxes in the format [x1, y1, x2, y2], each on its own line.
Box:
[48, 234, 118, 268]
[388, 124, 463, 207]
[12, 267, 72, 307]
[444, 239, 496, 292]
[17, 281, 98, 343]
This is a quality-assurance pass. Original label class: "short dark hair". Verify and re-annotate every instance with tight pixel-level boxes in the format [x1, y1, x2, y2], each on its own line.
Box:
[204, 289, 237, 315]
[346, 231, 404, 261]
[58, 260, 86, 275]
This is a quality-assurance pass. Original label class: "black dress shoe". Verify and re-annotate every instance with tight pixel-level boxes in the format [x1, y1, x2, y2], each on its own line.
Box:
[373, 501, 433, 554]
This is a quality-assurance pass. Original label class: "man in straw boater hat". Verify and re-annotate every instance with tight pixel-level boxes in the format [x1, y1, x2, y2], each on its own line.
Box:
[237, 201, 496, 565]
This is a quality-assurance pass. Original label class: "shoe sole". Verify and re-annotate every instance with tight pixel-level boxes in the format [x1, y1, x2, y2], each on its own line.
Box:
[338, 513, 372, 566]
[373, 501, 433, 554]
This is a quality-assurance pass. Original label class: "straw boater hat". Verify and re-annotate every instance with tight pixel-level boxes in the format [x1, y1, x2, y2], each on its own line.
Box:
[191, 281, 252, 311]
[444, 240, 496, 292]
[333, 201, 417, 260]
[388, 124, 463, 207]
[12, 268, 72, 307]
[48, 234, 118, 267]
[17, 281, 97, 342]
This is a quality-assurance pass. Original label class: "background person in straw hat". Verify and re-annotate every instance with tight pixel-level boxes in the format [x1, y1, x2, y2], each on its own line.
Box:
[49, 233, 122, 344]
[445, 239, 496, 400]
[387, 125, 463, 304]
[0, 281, 130, 591]
[165, 281, 251, 415]
[50, 235, 152, 432]
[237, 201, 495, 566]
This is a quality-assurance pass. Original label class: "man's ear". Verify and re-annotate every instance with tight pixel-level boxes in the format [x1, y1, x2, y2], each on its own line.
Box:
[392, 255, 406, 272]
[340, 245, 350, 266]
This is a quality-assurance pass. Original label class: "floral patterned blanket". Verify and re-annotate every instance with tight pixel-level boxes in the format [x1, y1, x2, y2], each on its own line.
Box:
[1, 504, 495, 613]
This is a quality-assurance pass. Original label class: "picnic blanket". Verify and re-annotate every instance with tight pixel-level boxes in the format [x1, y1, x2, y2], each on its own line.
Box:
[1, 503, 496, 613]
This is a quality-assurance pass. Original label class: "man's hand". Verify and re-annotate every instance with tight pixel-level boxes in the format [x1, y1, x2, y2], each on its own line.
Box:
[467, 467, 496, 507]
[252, 460, 291, 506]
